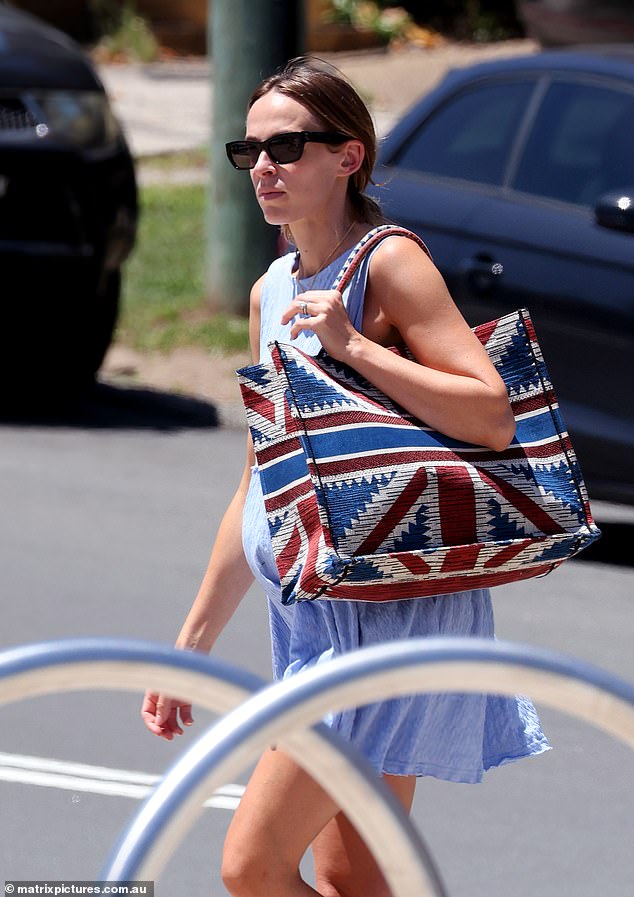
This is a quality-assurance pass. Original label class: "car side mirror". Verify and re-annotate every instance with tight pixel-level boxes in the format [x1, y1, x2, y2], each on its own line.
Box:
[594, 188, 634, 233]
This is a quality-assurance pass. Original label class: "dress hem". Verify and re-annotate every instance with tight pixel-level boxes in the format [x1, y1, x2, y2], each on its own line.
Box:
[375, 740, 552, 784]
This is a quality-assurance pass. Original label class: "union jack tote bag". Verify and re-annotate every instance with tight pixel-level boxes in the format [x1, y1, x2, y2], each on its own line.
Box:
[237, 225, 601, 605]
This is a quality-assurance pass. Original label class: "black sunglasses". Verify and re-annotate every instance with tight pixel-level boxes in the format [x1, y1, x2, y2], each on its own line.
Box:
[225, 130, 351, 170]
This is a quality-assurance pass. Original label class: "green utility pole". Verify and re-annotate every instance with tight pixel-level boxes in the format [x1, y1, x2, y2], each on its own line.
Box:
[207, 0, 306, 314]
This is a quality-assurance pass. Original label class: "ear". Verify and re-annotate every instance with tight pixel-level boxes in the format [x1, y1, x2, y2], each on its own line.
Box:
[338, 139, 365, 177]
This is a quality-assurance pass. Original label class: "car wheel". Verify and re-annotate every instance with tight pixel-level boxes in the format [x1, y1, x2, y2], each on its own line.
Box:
[48, 267, 121, 395]
[86, 269, 121, 379]
[0, 268, 121, 411]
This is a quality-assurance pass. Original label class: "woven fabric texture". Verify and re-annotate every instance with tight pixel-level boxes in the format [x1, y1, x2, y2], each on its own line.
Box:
[237, 228, 600, 605]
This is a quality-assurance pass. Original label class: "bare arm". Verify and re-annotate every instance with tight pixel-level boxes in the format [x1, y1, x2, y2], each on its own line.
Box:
[170, 270, 265, 658]
[142, 275, 265, 740]
[284, 237, 515, 452]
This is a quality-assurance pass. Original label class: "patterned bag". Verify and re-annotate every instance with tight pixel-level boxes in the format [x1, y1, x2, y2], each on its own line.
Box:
[237, 225, 600, 604]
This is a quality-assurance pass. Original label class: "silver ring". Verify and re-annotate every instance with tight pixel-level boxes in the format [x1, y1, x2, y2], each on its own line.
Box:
[300, 300, 309, 316]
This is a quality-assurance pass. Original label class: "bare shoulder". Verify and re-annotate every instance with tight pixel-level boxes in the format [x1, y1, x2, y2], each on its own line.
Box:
[370, 231, 432, 267]
[250, 272, 266, 311]
[367, 232, 452, 324]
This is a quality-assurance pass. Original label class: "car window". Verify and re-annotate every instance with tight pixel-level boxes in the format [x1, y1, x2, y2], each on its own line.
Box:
[513, 80, 634, 206]
[391, 81, 534, 185]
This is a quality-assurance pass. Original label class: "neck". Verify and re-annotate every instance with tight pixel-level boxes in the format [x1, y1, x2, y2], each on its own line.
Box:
[294, 218, 359, 280]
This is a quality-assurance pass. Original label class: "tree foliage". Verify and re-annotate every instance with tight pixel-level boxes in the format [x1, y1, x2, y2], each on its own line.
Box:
[375, 0, 524, 42]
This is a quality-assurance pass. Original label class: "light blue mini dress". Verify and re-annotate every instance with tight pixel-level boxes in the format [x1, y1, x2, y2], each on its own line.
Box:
[242, 238, 551, 783]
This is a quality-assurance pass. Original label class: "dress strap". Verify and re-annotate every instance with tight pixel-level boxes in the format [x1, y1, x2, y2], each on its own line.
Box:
[333, 225, 432, 295]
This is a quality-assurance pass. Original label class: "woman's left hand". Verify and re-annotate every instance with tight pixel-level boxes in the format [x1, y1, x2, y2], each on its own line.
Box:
[281, 289, 365, 361]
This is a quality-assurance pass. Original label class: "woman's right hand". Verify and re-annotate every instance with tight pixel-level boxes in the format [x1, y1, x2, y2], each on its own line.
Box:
[141, 690, 194, 741]
[140, 434, 257, 744]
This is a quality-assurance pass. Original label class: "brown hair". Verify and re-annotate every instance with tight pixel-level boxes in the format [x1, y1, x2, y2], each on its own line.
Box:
[248, 56, 385, 241]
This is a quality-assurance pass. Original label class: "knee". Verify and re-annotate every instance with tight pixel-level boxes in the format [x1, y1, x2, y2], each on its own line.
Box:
[221, 838, 297, 897]
[221, 843, 260, 897]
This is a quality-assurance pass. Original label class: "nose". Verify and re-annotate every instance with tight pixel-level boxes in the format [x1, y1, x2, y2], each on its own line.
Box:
[252, 149, 276, 174]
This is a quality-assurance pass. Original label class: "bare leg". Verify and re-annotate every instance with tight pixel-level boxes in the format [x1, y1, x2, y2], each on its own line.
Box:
[222, 747, 342, 897]
[312, 774, 417, 897]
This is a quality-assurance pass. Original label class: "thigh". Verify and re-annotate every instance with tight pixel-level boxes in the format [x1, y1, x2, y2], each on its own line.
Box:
[312, 774, 417, 897]
[224, 747, 341, 872]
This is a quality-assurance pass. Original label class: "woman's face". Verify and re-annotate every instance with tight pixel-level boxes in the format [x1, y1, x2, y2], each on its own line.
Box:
[245, 90, 351, 227]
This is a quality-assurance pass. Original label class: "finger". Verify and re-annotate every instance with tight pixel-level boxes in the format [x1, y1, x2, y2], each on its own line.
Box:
[156, 714, 182, 740]
[290, 315, 317, 340]
[141, 707, 172, 739]
[141, 692, 161, 728]
[155, 698, 178, 729]
[179, 704, 195, 727]
[165, 701, 190, 737]
[141, 691, 158, 715]
[280, 300, 312, 326]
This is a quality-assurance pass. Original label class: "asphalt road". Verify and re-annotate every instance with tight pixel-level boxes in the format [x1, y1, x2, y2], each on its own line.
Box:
[1, 383, 633, 896]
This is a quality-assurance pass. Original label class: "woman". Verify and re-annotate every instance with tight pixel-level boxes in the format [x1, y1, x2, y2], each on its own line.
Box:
[142, 57, 550, 897]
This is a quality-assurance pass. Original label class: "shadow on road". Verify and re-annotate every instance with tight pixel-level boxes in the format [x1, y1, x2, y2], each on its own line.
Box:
[574, 521, 634, 569]
[0, 381, 220, 431]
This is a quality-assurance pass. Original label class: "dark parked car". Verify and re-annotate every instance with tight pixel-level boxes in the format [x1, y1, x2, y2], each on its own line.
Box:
[0, 2, 137, 400]
[370, 46, 634, 505]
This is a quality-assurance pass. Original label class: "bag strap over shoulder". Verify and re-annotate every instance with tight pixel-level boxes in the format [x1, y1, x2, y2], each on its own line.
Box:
[333, 224, 432, 295]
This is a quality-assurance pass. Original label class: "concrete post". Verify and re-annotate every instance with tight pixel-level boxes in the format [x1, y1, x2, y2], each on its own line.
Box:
[207, 0, 305, 314]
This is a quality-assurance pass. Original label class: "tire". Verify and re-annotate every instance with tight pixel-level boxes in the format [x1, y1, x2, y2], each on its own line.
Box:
[86, 268, 121, 379]
[0, 267, 121, 410]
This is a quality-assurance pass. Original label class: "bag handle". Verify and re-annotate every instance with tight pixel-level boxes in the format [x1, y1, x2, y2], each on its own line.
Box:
[332, 224, 432, 295]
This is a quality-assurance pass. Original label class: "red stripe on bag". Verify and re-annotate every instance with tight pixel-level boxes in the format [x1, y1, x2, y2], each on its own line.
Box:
[438, 466, 477, 545]
[524, 317, 538, 343]
[256, 433, 305, 466]
[356, 467, 429, 554]
[392, 552, 431, 576]
[326, 561, 558, 601]
[240, 386, 276, 423]
[510, 391, 557, 415]
[477, 468, 561, 535]
[484, 538, 536, 569]
[264, 477, 313, 513]
[276, 525, 302, 579]
[301, 409, 407, 431]
[296, 498, 331, 593]
[315, 451, 449, 477]
[474, 319, 499, 346]
[441, 544, 481, 573]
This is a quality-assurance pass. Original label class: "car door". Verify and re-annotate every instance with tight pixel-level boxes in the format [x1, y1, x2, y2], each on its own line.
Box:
[373, 78, 536, 294]
[451, 76, 634, 498]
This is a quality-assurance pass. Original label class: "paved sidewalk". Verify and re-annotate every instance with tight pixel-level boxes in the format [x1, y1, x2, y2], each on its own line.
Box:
[98, 39, 538, 159]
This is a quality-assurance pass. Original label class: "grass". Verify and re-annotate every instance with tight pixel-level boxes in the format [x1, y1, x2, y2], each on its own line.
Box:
[117, 180, 250, 355]
[139, 146, 209, 173]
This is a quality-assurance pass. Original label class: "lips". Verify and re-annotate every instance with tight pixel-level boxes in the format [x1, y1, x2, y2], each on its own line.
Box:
[258, 190, 285, 201]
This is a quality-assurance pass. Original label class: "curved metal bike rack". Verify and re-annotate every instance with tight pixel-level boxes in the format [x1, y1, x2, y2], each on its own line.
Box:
[0, 638, 446, 897]
[101, 636, 634, 885]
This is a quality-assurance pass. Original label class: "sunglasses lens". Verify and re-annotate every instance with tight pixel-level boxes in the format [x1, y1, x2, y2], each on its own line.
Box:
[268, 134, 304, 164]
[227, 142, 256, 169]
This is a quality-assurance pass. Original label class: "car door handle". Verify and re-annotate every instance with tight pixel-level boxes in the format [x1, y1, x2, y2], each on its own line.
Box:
[460, 253, 504, 294]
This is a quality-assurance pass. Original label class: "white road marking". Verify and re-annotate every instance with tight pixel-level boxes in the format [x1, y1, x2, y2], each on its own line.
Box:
[0, 751, 244, 809]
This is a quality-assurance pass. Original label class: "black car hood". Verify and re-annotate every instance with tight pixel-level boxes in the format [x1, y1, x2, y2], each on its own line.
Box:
[0, 4, 101, 91]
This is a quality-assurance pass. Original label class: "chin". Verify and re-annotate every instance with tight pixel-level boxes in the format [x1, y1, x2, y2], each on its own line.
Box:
[261, 208, 289, 227]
